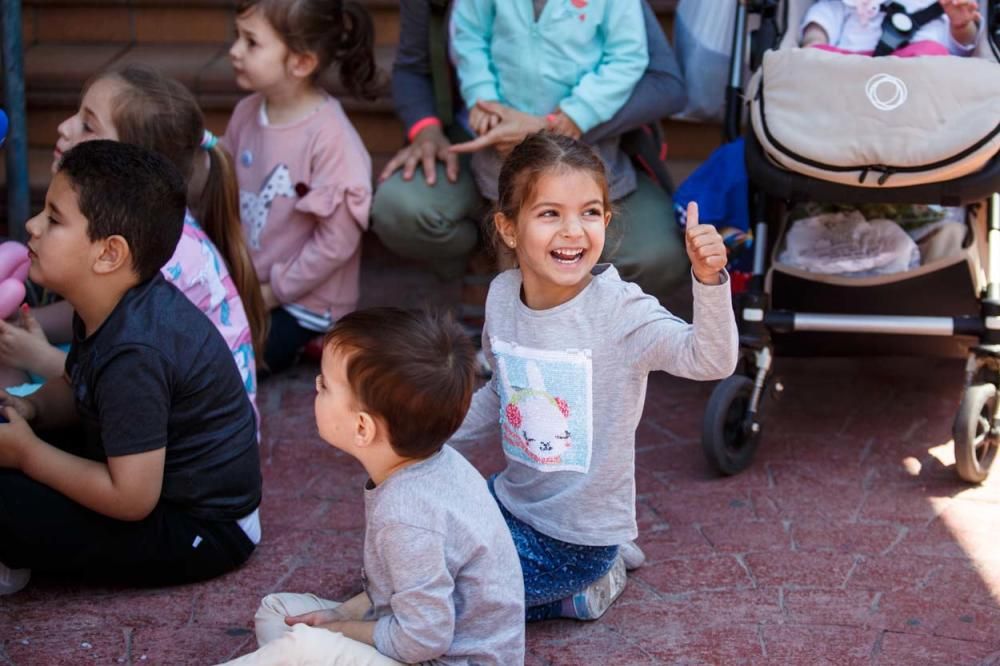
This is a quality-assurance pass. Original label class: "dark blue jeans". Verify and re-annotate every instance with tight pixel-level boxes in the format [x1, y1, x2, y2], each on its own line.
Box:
[263, 308, 321, 375]
[0, 468, 255, 585]
[488, 477, 618, 621]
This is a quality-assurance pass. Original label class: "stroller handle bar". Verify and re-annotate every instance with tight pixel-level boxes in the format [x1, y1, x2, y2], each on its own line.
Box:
[743, 309, 985, 337]
[724, 0, 782, 142]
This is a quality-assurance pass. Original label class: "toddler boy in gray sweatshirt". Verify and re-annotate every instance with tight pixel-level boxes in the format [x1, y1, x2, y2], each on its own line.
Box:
[222, 308, 525, 666]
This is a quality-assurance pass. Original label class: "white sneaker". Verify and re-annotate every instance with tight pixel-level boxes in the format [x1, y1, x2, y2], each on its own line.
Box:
[570, 555, 627, 620]
[0, 561, 30, 595]
[619, 540, 646, 570]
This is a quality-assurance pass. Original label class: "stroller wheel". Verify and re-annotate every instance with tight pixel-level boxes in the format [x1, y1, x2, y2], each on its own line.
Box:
[953, 382, 1000, 484]
[702, 375, 761, 476]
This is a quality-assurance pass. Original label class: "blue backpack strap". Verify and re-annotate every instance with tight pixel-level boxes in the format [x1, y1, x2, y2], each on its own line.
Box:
[874, 1, 946, 56]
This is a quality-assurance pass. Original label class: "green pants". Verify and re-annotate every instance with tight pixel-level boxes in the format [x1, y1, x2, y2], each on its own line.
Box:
[371, 164, 689, 302]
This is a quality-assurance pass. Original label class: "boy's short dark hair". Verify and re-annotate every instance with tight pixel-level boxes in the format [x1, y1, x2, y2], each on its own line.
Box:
[325, 307, 477, 459]
[58, 140, 185, 282]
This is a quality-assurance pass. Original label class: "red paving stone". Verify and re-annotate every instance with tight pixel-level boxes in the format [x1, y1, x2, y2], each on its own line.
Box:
[3, 249, 1000, 664]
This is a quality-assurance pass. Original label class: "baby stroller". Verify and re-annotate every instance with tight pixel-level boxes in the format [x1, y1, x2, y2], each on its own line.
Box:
[700, 0, 1000, 482]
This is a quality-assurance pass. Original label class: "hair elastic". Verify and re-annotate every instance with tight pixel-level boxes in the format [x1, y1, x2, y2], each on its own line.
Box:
[201, 129, 219, 150]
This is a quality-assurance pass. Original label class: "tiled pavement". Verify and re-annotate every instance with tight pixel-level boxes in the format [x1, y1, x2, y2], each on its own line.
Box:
[2, 245, 1000, 665]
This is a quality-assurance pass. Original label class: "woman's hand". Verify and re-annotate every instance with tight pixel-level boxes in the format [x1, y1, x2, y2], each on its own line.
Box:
[450, 100, 547, 157]
[378, 123, 459, 186]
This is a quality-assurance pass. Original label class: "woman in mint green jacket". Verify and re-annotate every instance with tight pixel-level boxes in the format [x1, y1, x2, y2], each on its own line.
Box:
[450, 0, 649, 204]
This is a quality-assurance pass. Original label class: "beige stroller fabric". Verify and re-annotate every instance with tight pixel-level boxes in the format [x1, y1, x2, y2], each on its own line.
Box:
[748, 46, 1000, 187]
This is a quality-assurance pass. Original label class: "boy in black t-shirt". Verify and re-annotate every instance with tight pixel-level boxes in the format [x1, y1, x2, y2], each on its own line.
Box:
[0, 140, 261, 595]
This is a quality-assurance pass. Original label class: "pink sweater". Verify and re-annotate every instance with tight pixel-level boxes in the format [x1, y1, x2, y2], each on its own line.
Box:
[223, 94, 372, 322]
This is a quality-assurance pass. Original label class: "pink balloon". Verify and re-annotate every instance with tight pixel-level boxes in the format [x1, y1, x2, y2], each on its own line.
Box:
[0, 241, 29, 284]
[0, 279, 25, 320]
[10, 255, 30, 283]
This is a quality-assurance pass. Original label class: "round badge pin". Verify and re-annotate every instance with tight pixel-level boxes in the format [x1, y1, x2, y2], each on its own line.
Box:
[241, 150, 254, 167]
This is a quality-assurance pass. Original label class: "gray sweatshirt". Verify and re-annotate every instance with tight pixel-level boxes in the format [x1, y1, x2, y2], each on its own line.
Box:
[450, 265, 738, 546]
[364, 446, 525, 665]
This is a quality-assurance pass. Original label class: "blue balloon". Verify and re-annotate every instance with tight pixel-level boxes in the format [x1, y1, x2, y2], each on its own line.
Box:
[0, 109, 7, 148]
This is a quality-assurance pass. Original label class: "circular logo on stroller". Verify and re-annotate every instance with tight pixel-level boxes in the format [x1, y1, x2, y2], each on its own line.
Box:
[865, 73, 908, 111]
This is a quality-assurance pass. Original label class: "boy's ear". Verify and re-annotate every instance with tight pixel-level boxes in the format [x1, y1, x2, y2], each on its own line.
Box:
[355, 411, 379, 448]
[92, 235, 131, 275]
[287, 50, 320, 80]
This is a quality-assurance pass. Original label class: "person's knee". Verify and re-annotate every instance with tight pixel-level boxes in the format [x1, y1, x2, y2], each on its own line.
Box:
[615, 231, 690, 301]
[256, 593, 287, 618]
[371, 169, 482, 265]
[254, 593, 295, 645]
[371, 176, 423, 246]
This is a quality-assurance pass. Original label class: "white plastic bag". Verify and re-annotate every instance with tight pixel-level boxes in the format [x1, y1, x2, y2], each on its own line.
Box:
[779, 211, 920, 276]
[673, 0, 738, 122]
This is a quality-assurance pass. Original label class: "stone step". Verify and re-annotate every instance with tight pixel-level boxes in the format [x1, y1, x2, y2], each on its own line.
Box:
[19, 41, 398, 129]
[5, 0, 713, 221]
[21, 0, 676, 48]
[21, 0, 403, 47]
[12, 0, 694, 150]
[18, 37, 720, 159]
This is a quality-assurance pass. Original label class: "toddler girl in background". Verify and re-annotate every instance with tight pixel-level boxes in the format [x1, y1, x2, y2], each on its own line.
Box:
[0, 65, 267, 408]
[450, 0, 649, 201]
[449, 133, 739, 621]
[801, 0, 982, 56]
[224, 0, 377, 374]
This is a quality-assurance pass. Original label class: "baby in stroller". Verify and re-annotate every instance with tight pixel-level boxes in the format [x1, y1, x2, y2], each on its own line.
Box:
[699, 0, 1000, 483]
[801, 0, 981, 56]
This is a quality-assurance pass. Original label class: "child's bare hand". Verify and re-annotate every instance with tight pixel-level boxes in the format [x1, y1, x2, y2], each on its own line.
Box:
[0, 389, 36, 423]
[0, 306, 50, 366]
[285, 608, 346, 630]
[0, 403, 38, 469]
[940, 0, 981, 27]
[548, 111, 582, 140]
[469, 104, 500, 137]
[684, 202, 727, 285]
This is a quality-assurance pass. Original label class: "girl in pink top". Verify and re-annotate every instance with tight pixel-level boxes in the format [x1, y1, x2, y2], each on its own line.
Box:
[0, 66, 268, 415]
[224, 0, 377, 374]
